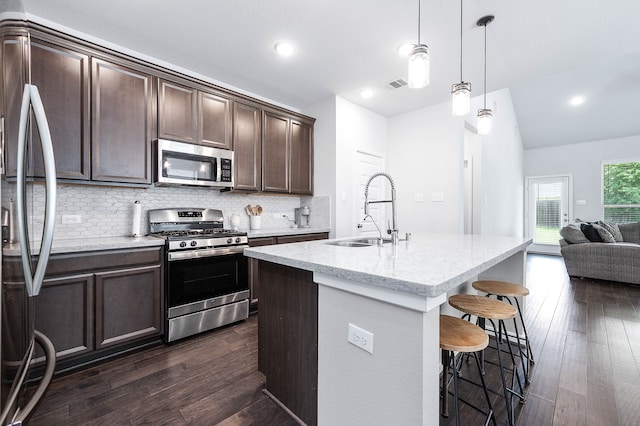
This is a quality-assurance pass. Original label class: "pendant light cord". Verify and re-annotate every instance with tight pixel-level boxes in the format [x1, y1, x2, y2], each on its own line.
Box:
[417, 0, 421, 44]
[459, 0, 463, 82]
[483, 21, 487, 109]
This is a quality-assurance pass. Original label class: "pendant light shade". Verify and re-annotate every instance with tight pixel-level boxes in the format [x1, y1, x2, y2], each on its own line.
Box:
[408, 44, 430, 88]
[408, 0, 430, 89]
[452, 82, 471, 116]
[451, 0, 470, 116]
[477, 108, 493, 135]
[477, 15, 494, 135]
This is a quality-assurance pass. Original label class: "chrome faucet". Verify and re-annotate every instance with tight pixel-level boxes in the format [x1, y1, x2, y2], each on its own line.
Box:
[357, 214, 384, 246]
[363, 172, 399, 245]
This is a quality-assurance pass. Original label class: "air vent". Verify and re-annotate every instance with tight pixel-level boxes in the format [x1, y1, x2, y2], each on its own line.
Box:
[385, 78, 408, 90]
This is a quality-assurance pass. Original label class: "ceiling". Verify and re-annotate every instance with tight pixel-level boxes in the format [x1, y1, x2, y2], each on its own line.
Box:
[12, 0, 640, 150]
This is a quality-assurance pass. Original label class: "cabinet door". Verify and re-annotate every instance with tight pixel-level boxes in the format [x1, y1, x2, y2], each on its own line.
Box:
[95, 264, 162, 349]
[91, 59, 153, 184]
[30, 38, 90, 180]
[233, 102, 261, 191]
[34, 274, 95, 362]
[289, 120, 313, 195]
[158, 79, 197, 143]
[199, 90, 231, 149]
[262, 111, 289, 193]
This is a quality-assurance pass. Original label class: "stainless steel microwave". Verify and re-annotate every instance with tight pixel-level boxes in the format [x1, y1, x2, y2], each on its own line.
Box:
[154, 139, 234, 188]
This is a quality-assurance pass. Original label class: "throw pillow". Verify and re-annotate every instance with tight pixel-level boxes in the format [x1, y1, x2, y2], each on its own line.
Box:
[597, 220, 624, 242]
[559, 224, 590, 244]
[580, 223, 603, 242]
[591, 223, 616, 243]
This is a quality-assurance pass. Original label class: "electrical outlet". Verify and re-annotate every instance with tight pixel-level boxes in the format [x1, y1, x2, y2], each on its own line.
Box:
[62, 214, 81, 224]
[272, 213, 281, 219]
[348, 323, 374, 354]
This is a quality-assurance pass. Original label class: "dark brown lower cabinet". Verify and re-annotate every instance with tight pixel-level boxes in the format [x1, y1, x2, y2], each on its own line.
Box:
[2, 246, 164, 373]
[34, 274, 94, 363]
[95, 265, 162, 349]
[258, 261, 318, 425]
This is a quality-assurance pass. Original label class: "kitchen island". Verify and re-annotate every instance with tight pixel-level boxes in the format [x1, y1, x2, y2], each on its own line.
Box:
[244, 232, 532, 426]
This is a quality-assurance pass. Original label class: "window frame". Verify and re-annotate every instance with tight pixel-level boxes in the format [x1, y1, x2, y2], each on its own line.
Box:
[601, 158, 640, 223]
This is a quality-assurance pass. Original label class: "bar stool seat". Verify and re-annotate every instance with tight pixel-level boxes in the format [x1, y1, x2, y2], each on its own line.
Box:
[448, 294, 522, 426]
[472, 280, 529, 298]
[473, 280, 534, 383]
[448, 294, 516, 321]
[440, 315, 495, 426]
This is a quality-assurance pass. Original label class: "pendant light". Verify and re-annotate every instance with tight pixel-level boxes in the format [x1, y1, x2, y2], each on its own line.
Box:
[451, 0, 471, 116]
[477, 15, 494, 135]
[408, 0, 430, 89]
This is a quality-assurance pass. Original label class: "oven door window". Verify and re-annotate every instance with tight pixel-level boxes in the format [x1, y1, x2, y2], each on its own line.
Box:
[162, 151, 217, 183]
[168, 253, 248, 307]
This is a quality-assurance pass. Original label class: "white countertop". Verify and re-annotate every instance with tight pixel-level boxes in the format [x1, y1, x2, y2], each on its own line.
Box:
[3, 236, 165, 256]
[244, 232, 532, 298]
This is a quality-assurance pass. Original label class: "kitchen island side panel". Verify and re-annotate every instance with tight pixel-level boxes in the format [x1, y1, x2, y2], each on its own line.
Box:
[257, 261, 318, 425]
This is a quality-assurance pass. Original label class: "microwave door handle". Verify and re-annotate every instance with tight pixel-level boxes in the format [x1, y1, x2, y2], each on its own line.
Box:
[28, 84, 57, 297]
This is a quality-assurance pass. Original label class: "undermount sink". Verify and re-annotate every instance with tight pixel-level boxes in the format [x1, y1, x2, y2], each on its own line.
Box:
[325, 237, 392, 247]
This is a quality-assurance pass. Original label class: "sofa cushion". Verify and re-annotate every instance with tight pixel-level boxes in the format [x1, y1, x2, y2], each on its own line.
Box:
[560, 224, 590, 244]
[619, 222, 640, 244]
[580, 223, 603, 242]
[592, 223, 616, 243]
[597, 221, 624, 242]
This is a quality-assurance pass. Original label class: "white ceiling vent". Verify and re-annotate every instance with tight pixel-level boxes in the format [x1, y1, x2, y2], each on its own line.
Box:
[385, 78, 408, 90]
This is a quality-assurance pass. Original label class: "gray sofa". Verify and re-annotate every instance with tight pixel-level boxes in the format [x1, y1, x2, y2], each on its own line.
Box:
[559, 222, 640, 285]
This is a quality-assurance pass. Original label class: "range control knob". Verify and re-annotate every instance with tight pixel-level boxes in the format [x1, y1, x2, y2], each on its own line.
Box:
[190, 241, 198, 247]
[227, 238, 233, 244]
[179, 241, 187, 248]
[235, 237, 242, 243]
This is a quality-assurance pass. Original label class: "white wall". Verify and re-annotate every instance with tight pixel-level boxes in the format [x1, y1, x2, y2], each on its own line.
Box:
[304, 95, 388, 238]
[472, 88, 525, 237]
[524, 134, 640, 222]
[387, 88, 524, 237]
[388, 102, 464, 234]
[304, 96, 337, 236]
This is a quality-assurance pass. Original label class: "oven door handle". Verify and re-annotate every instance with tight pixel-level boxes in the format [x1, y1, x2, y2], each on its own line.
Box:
[168, 245, 247, 261]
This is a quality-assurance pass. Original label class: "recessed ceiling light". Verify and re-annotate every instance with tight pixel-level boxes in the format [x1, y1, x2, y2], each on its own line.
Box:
[396, 43, 415, 57]
[274, 41, 295, 57]
[359, 88, 375, 99]
[570, 95, 585, 106]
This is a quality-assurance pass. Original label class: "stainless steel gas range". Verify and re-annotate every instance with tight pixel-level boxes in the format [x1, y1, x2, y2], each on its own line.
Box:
[149, 208, 249, 342]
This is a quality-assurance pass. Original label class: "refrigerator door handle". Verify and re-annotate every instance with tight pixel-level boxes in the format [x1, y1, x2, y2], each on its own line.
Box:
[16, 84, 57, 297]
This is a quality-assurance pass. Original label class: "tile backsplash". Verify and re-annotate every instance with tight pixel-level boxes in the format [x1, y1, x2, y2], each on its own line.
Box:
[2, 182, 330, 240]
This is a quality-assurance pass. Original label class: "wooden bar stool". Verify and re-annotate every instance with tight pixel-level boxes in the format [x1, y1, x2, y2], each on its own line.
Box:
[473, 280, 534, 383]
[448, 294, 523, 426]
[440, 315, 495, 426]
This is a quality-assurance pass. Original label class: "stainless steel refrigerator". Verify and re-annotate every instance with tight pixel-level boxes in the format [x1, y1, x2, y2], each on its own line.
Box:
[0, 75, 57, 423]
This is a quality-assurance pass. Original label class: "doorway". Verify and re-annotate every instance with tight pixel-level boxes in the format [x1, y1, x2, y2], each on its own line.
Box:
[525, 175, 572, 254]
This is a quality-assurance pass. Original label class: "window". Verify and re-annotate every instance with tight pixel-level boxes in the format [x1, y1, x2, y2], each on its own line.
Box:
[602, 160, 640, 223]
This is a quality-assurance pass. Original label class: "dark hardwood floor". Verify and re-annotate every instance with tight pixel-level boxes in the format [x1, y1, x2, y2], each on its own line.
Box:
[28, 254, 640, 425]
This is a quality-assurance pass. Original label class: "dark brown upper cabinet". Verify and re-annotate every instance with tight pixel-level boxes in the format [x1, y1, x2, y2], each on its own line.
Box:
[158, 78, 232, 149]
[233, 101, 262, 191]
[91, 58, 153, 184]
[2, 36, 90, 180]
[262, 110, 313, 195]
[289, 120, 313, 195]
